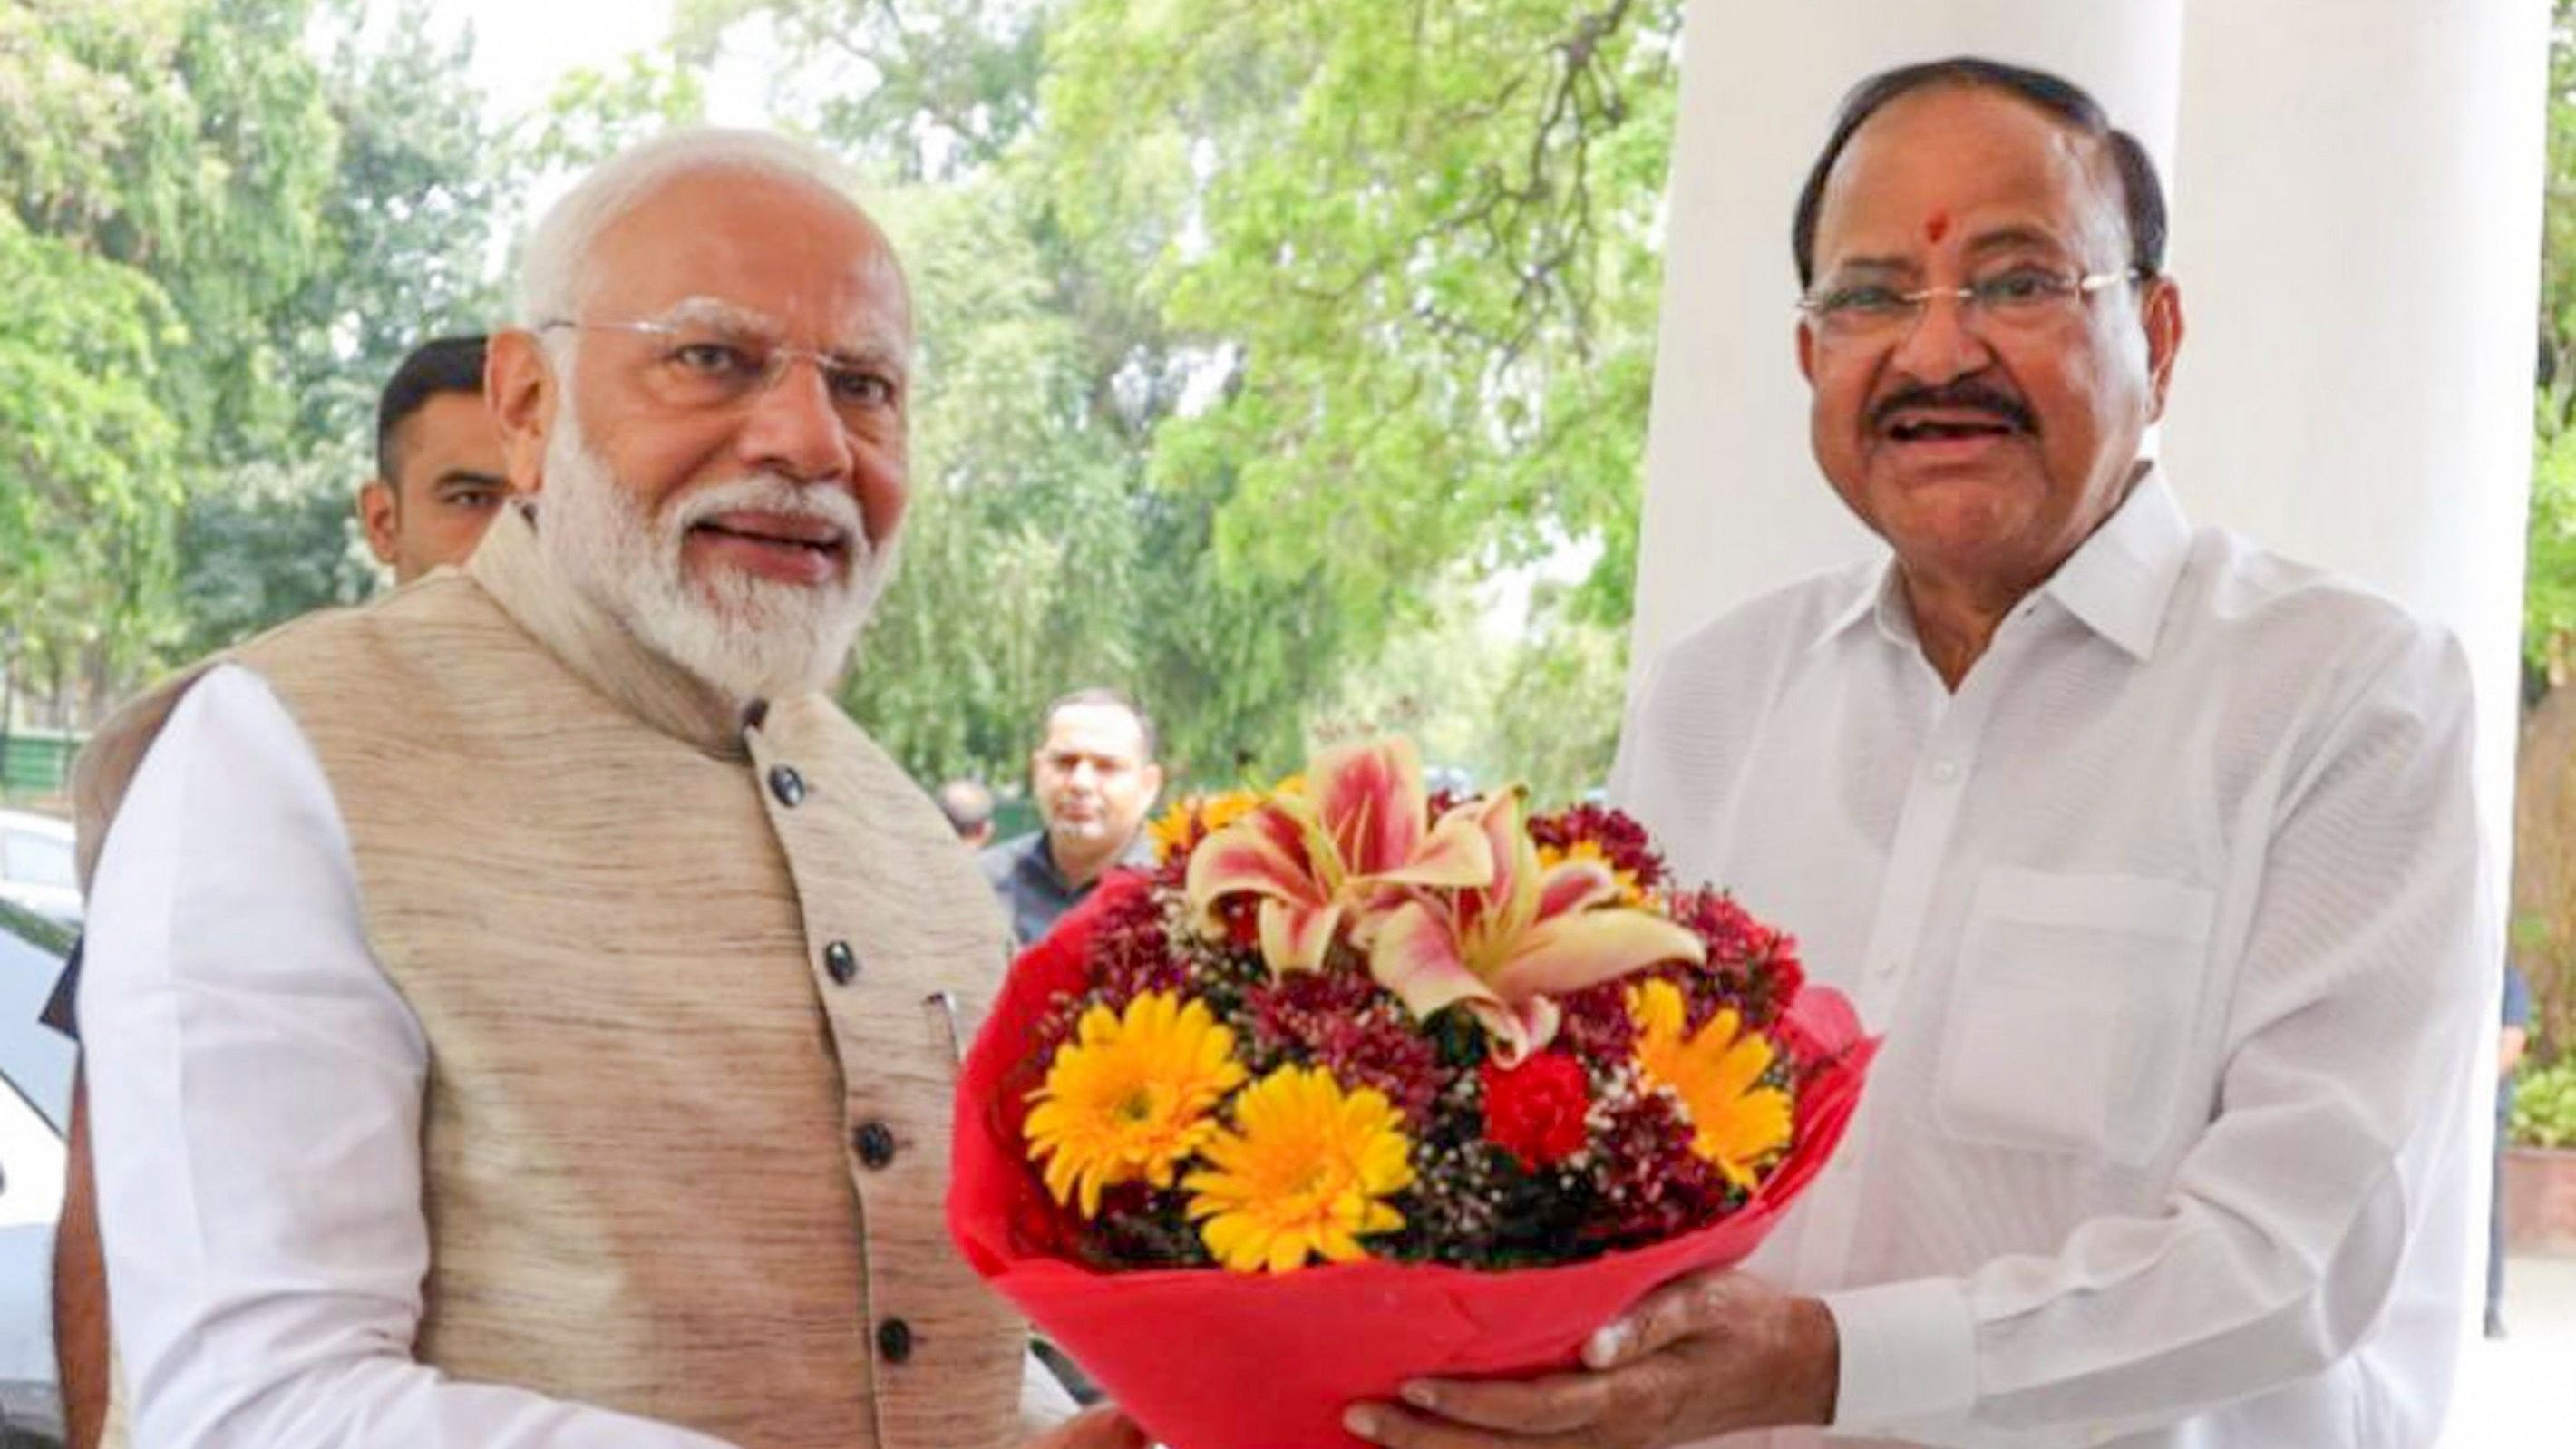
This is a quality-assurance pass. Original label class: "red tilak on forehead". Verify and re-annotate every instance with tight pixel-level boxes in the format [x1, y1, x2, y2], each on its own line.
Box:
[1925, 210, 1950, 244]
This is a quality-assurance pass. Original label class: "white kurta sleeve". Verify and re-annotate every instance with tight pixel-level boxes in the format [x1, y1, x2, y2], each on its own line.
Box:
[1824, 624, 2485, 1445]
[81, 665, 739, 1449]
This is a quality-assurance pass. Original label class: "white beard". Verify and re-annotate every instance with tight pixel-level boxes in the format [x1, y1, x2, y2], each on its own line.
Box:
[536, 407, 899, 703]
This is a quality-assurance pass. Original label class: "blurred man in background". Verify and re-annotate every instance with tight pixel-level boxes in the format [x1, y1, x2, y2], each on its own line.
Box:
[979, 689, 1162, 948]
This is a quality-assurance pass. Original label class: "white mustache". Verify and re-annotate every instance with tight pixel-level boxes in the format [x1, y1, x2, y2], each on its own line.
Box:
[667, 475, 868, 543]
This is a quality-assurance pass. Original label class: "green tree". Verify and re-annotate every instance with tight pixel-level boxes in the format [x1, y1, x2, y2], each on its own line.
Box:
[0, 0, 339, 701]
[171, 0, 512, 659]
[2511, 0, 2576, 1057]
[847, 181, 1143, 786]
[0, 210, 184, 684]
[1039, 0, 1677, 642]
[2532, 0, 2576, 685]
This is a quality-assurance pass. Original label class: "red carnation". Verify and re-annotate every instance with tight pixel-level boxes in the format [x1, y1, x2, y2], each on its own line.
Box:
[1480, 1051, 1593, 1169]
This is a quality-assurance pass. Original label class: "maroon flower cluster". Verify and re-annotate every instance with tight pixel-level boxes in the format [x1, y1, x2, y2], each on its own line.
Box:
[1524, 802, 1669, 895]
[1664, 888, 1804, 1029]
[1584, 1084, 1735, 1244]
[1242, 968, 1444, 1125]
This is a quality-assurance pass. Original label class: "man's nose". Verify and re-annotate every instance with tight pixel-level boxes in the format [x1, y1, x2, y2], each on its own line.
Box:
[736, 356, 856, 483]
[1887, 291, 1996, 386]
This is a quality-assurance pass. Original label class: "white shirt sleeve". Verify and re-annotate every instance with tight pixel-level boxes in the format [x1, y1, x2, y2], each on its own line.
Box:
[79, 665, 736, 1449]
[1821, 625, 2486, 1446]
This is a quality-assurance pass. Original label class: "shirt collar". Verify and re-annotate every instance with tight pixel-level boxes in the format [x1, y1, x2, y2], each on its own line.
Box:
[2035, 466, 2192, 662]
[467, 501, 753, 759]
[1814, 559, 1912, 653]
[1810, 465, 2192, 663]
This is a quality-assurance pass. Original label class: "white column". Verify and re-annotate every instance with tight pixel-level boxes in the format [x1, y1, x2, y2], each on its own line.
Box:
[2162, 0, 2548, 843]
[2159, 11, 2548, 1429]
[1629, 0, 2185, 666]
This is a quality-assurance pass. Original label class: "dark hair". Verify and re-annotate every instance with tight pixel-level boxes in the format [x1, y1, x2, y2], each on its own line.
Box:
[1045, 686, 1159, 762]
[374, 334, 491, 483]
[1790, 57, 2167, 291]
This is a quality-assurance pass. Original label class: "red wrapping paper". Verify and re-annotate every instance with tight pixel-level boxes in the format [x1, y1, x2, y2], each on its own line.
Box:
[949, 875, 1878, 1449]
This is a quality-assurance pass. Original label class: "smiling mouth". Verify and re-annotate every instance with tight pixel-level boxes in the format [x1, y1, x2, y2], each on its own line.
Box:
[690, 519, 850, 557]
[1885, 416, 2022, 442]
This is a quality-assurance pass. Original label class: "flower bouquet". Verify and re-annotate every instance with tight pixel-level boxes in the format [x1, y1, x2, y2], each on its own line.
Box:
[948, 739, 1873, 1449]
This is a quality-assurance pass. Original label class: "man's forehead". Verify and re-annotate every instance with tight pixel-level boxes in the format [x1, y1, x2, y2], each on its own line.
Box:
[1813, 85, 2120, 262]
[650, 295, 910, 356]
[1043, 705, 1150, 758]
[581, 170, 912, 337]
[390, 390, 504, 487]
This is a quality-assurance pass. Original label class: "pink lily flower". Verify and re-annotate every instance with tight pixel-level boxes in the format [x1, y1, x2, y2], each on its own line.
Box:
[1369, 792, 1706, 1064]
[1184, 739, 1495, 973]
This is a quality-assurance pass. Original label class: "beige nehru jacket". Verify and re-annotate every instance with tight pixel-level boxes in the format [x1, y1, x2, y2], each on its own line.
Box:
[73, 505, 1029, 1447]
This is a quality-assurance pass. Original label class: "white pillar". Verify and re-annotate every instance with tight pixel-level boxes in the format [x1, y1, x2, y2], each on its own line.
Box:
[1629, 0, 2185, 666]
[2158, 11, 2548, 1429]
[2162, 0, 2548, 845]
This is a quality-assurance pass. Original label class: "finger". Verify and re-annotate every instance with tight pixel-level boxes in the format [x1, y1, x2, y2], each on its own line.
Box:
[1586, 1269, 1747, 1368]
[1344, 1400, 1587, 1449]
[1394, 1369, 1613, 1434]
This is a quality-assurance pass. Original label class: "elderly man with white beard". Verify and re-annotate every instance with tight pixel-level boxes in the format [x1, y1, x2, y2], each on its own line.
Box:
[67, 130, 1142, 1449]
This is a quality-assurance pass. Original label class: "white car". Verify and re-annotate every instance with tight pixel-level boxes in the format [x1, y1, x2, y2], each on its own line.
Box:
[0, 898, 70, 1445]
[0, 814, 75, 931]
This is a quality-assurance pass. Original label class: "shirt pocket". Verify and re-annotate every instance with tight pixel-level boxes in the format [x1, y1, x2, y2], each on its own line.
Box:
[1933, 867, 2215, 1168]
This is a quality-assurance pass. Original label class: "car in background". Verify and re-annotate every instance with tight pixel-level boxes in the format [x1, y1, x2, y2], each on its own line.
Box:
[0, 815, 75, 931]
[0, 899, 71, 1447]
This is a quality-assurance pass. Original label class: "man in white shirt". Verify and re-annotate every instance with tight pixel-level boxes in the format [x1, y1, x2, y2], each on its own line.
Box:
[1348, 56, 2484, 1449]
[73, 130, 1139, 1449]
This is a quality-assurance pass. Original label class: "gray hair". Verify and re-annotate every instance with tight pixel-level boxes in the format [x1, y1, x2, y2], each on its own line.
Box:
[515, 128, 872, 331]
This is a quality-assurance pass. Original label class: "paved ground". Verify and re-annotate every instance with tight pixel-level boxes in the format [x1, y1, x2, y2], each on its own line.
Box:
[2441, 1254, 2576, 1447]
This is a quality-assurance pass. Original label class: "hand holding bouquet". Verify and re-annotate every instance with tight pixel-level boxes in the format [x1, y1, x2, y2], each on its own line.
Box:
[951, 739, 1872, 1449]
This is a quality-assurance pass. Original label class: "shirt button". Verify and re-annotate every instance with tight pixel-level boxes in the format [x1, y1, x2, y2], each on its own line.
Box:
[768, 764, 806, 807]
[823, 940, 858, 985]
[1928, 759, 1960, 784]
[854, 1121, 898, 1169]
[877, 1318, 914, 1363]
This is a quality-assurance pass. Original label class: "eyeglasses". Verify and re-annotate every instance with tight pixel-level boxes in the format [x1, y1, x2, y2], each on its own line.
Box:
[1798, 267, 2140, 344]
[539, 317, 905, 429]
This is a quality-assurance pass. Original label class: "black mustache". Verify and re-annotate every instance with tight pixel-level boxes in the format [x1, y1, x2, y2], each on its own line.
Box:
[1871, 383, 2038, 435]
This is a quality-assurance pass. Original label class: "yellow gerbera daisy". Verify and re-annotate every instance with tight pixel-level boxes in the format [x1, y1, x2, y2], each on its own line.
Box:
[1628, 977, 1794, 1191]
[1535, 838, 1649, 906]
[1148, 778, 1300, 862]
[1026, 992, 1249, 1217]
[1184, 1065, 1415, 1274]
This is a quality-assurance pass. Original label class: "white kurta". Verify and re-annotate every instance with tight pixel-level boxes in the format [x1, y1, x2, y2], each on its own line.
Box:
[1610, 473, 2486, 1449]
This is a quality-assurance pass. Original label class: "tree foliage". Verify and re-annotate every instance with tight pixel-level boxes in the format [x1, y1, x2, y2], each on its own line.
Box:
[2512, 0, 2576, 1055]
[0, 0, 517, 689]
[1, 0, 338, 696]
